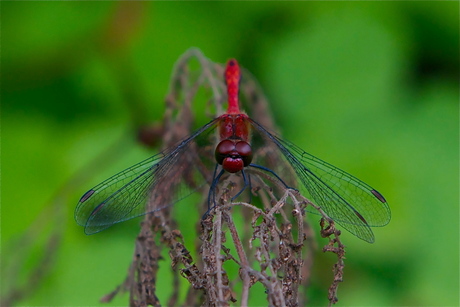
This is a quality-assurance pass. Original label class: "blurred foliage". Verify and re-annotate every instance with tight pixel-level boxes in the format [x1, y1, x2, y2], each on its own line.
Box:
[2, 2, 458, 306]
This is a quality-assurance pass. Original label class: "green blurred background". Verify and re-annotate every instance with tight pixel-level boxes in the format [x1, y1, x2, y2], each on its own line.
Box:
[2, 2, 458, 306]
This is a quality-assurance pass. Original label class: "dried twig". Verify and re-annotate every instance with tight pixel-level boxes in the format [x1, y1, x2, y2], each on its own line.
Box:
[2, 48, 347, 307]
[100, 49, 345, 306]
[320, 218, 346, 306]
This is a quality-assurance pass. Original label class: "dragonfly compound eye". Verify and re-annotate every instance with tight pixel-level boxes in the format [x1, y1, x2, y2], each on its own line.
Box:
[215, 139, 235, 165]
[235, 141, 253, 166]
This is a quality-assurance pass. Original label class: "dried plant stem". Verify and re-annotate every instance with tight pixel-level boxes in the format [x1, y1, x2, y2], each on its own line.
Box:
[101, 48, 346, 307]
[212, 209, 227, 305]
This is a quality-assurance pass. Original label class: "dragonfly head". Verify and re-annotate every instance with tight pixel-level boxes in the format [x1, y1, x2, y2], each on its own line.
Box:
[215, 139, 253, 173]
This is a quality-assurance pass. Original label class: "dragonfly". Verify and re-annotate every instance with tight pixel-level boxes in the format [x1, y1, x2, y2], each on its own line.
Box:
[75, 59, 390, 243]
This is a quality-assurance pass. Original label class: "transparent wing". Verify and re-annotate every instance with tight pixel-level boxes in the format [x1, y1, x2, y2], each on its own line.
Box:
[249, 119, 391, 243]
[75, 119, 219, 234]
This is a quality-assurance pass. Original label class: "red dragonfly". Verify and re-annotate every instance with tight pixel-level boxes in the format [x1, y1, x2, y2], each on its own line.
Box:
[75, 59, 390, 243]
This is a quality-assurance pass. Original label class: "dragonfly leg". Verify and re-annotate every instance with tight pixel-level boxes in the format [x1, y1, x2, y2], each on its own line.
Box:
[248, 163, 294, 189]
[203, 166, 225, 219]
[230, 168, 251, 202]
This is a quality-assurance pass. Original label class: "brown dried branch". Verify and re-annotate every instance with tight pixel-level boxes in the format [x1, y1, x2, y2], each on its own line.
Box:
[320, 218, 346, 306]
[100, 48, 347, 306]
